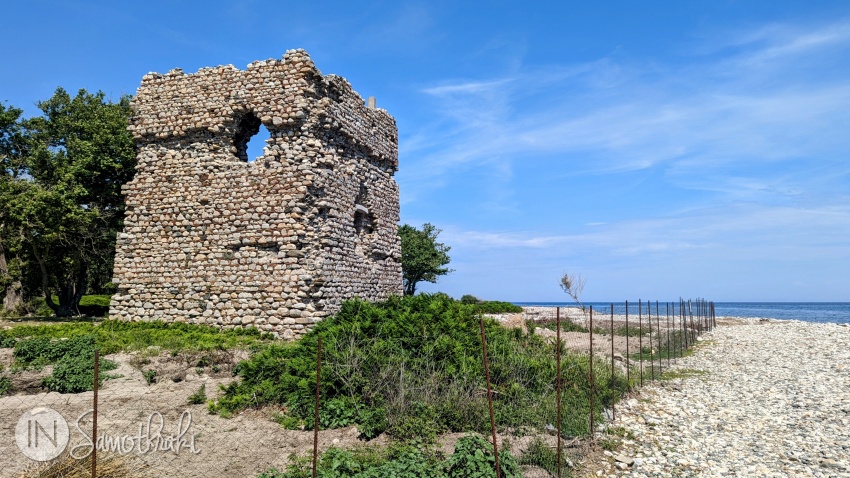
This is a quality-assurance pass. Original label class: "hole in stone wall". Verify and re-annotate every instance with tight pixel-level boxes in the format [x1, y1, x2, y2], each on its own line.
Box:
[353, 184, 374, 235]
[354, 206, 374, 235]
[233, 112, 271, 162]
[246, 124, 270, 162]
[354, 184, 368, 205]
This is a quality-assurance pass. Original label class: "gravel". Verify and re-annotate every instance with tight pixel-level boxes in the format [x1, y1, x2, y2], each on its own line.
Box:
[587, 319, 850, 477]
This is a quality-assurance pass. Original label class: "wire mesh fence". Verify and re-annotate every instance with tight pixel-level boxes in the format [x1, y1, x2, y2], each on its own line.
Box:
[0, 299, 715, 477]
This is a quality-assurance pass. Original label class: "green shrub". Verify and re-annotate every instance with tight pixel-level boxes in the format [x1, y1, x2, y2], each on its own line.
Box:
[460, 295, 480, 304]
[256, 468, 288, 478]
[0, 331, 16, 348]
[518, 436, 569, 475]
[10, 335, 117, 393]
[213, 294, 626, 440]
[78, 295, 111, 317]
[42, 352, 118, 393]
[444, 435, 521, 478]
[273, 412, 303, 430]
[259, 444, 445, 478]
[473, 301, 522, 314]
[14, 335, 99, 366]
[3, 319, 274, 356]
[188, 384, 207, 405]
[0, 376, 10, 396]
[143, 369, 157, 384]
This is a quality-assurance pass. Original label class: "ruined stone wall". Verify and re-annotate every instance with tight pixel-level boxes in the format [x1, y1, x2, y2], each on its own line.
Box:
[109, 50, 402, 338]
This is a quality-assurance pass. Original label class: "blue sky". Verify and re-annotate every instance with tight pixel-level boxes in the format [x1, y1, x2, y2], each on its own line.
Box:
[3, 1, 849, 302]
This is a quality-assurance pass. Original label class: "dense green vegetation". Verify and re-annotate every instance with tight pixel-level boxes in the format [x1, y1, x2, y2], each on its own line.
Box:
[257, 435, 520, 478]
[10, 335, 117, 393]
[0, 319, 276, 395]
[0, 318, 275, 355]
[1, 90, 135, 317]
[472, 301, 523, 314]
[211, 294, 630, 440]
[459, 294, 523, 314]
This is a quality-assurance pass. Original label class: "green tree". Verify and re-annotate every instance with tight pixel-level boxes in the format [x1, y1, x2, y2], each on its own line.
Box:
[398, 223, 453, 296]
[0, 102, 27, 313]
[1, 89, 135, 316]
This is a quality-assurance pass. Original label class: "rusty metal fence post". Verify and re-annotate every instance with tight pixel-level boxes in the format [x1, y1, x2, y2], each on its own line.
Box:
[655, 301, 661, 376]
[648, 300, 654, 381]
[609, 304, 615, 422]
[92, 349, 99, 478]
[556, 307, 562, 478]
[479, 317, 501, 478]
[666, 302, 671, 368]
[625, 300, 630, 387]
[638, 300, 643, 387]
[588, 306, 595, 436]
[313, 337, 322, 478]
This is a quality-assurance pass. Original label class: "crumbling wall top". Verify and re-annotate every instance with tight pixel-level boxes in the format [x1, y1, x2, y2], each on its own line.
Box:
[128, 49, 397, 166]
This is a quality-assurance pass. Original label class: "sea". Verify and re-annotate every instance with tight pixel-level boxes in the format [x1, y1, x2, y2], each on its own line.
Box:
[510, 302, 850, 325]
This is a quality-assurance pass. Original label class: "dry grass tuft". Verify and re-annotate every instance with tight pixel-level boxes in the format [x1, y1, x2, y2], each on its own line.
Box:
[17, 452, 150, 478]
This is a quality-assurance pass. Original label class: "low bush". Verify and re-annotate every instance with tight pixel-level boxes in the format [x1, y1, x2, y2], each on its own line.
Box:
[473, 301, 523, 314]
[42, 351, 118, 393]
[3, 319, 275, 356]
[0, 330, 16, 348]
[444, 434, 521, 478]
[213, 294, 628, 440]
[14, 335, 99, 367]
[518, 436, 569, 475]
[79, 295, 112, 317]
[12, 335, 118, 393]
[257, 437, 518, 478]
[188, 384, 207, 405]
[143, 369, 157, 384]
[0, 376, 10, 396]
[10, 335, 117, 393]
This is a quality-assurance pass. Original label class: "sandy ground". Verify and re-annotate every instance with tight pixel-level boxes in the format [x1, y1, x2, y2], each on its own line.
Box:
[492, 307, 703, 370]
[1, 348, 380, 477]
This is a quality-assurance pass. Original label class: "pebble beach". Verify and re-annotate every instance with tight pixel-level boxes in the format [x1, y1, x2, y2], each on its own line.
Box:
[586, 318, 850, 477]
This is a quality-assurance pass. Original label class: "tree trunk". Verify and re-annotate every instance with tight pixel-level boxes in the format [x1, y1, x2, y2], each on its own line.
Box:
[28, 232, 86, 317]
[0, 240, 23, 313]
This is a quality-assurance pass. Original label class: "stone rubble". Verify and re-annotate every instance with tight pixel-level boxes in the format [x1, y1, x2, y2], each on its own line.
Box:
[586, 319, 850, 477]
[110, 50, 402, 338]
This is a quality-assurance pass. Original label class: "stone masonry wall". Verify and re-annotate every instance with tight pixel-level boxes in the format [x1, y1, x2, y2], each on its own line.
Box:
[109, 50, 403, 338]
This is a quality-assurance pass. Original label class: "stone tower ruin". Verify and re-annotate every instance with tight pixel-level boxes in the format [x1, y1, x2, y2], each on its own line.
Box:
[109, 50, 402, 338]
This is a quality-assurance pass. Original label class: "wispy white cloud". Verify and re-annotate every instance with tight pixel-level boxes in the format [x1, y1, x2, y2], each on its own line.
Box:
[400, 17, 850, 206]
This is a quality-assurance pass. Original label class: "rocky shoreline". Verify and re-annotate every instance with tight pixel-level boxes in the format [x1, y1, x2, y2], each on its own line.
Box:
[583, 317, 850, 477]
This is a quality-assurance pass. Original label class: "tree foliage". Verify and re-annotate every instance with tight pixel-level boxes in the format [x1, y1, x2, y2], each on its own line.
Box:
[559, 272, 586, 310]
[398, 223, 453, 296]
[0, 89, 135, 316]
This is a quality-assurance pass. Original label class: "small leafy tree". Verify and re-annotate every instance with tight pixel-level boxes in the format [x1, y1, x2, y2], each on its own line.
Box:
[398, 223, 453, 296]
[559, 272, 586, 310]
[560, 272, 588, 326]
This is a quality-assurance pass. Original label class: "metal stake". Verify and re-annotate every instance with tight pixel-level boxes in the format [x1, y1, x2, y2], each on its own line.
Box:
[93, 349, 99, 478]
[313, 337, 322, 478]
[556, 307, 562, 478]
[479, 318, 501, 478]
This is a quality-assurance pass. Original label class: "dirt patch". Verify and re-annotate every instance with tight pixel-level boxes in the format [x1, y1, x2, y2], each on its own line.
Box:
[0, 348, 378, 478]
